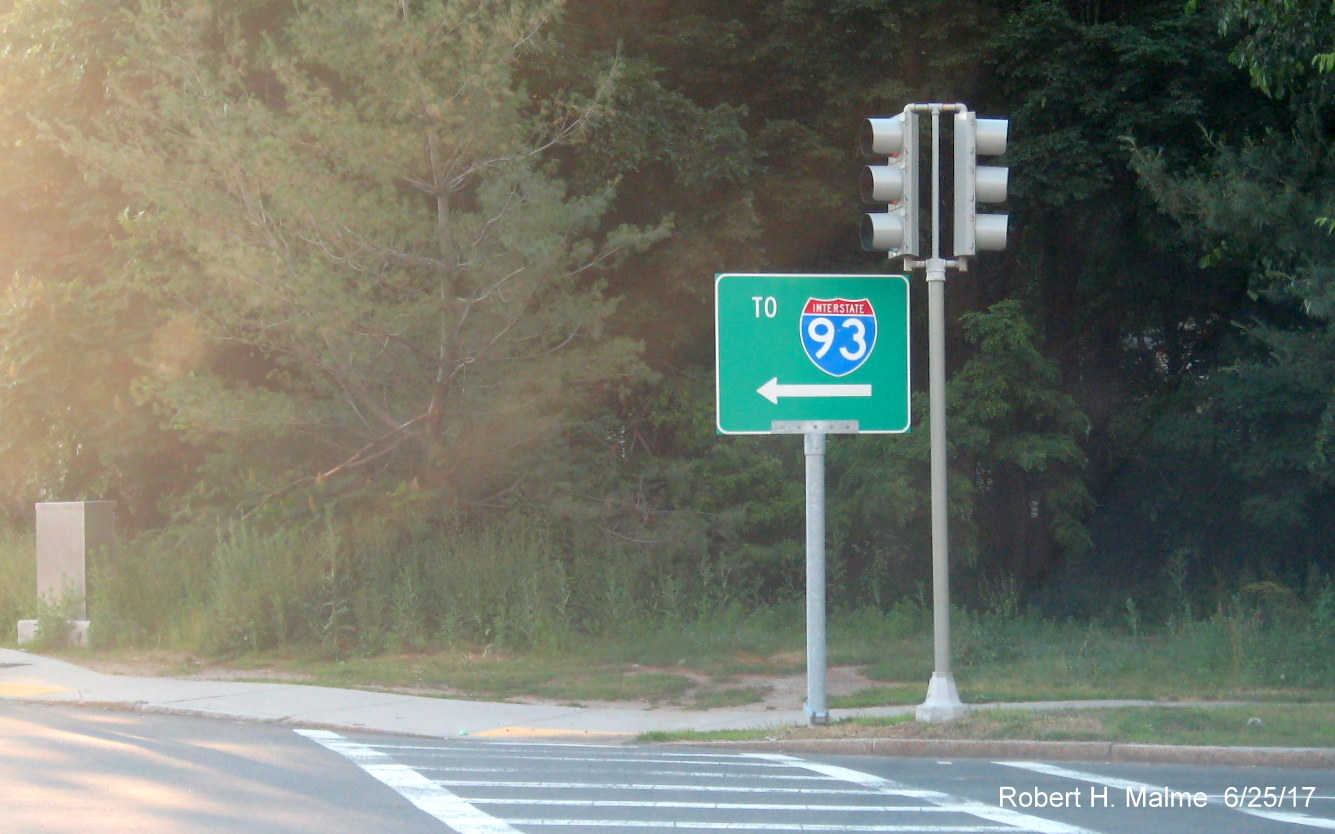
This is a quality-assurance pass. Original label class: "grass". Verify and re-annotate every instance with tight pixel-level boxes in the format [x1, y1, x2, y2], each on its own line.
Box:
[31, 601, 1335, 706]
[68, 644, 784, 708]
[36, 593, 1335, 712]
[534, 671, 695, 703]
[829, 684, 924, 708]
[0, 530, 35, 630]
[31, 615, 1335, 757]
[264, 651, 700, 704]
[638, 704, 1335, 749]
[8, 518, 1334, 745]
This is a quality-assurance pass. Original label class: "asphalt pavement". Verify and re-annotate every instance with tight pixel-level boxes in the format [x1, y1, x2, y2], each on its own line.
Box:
[1, 646, 1331, 768]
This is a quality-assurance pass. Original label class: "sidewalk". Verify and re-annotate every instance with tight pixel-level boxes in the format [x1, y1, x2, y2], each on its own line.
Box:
[0, 646, 853, 740]
[2, 646, 1332, 768]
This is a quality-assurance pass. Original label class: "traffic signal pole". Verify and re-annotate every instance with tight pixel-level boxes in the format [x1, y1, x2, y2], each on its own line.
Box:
[921, 253, 967, 722]
[917, 105, 969, 723]
[862, 102, 1009, 723]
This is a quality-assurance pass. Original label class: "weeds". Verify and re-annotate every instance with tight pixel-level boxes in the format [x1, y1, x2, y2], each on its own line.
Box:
[29, 580, 85, 650]
[0, 531, 85, 648]
[0, 529, 35, 637]
[4, 512, 1333, 707]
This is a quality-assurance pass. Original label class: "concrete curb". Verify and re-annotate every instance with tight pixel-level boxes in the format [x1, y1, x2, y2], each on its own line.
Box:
[687, 737, 1335, 769]
[32, 694, 1335, 768]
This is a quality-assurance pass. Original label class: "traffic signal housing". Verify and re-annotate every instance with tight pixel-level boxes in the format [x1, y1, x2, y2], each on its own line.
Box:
[860, 112, 919, 256]
[952, 111, 1009, 256]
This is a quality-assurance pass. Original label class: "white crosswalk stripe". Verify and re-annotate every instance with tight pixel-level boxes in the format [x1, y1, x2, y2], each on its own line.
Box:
[302, 731, 1101, 833]
[298, 730, 521, 834]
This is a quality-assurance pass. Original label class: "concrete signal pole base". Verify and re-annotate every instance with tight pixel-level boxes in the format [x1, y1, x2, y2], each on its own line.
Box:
[915, 673, 969, 723]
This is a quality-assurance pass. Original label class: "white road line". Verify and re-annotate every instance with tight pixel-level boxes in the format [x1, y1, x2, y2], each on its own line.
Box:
[432, 779, 884, 794]
[506, 821, 1011, 832]
[752, 754, 1102, 834]
[367, 742, 759, 758]
[371, 749, 797, 768]
[419, 764, 840, 780]
[998, 760, 1194, 794]
[1257, 811, 1335, 830]
[998, 761, 1335, 830]
[369, 741, 629, 752]
[467, 798, 962, 812]
[296, 729, 521, 834]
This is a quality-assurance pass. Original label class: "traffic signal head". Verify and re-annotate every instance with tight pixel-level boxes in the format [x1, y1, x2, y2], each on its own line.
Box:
[860, 112, 919, 256]
[953, 111, 1009, 257]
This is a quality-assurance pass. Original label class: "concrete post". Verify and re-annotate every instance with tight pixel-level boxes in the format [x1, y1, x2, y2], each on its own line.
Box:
[17, 501, 115, 646]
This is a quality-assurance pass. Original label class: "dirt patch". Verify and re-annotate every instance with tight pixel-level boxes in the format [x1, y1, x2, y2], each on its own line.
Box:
[744, 665, 881, 711]
[73, 651, 319, 684]
[69, 650, 889, 711]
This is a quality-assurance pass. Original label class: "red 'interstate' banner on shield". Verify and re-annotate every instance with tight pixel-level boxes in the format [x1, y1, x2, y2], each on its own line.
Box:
[802, 298, 873, 316]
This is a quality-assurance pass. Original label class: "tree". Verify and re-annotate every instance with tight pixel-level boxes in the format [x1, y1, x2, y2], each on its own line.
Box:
[827, 300, 1091, 602]
[0, 0, 198, 525]
[0, 0, 665, 520]
[1123, 0, 1335, 575]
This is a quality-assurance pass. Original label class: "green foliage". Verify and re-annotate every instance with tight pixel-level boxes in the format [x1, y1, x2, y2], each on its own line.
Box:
[0, 530, 35, 638]
[2, 0, 1333, 630]
[0, 0, 667, 525]
[0, 527, 88, 648]
[952, 568, 1335, 699]
[1122, 0, 1335, 570]
[953, 300, 1093, 558]
[1211, 0, 1335, 98]
[76, 519, 1335, 704]
[274, 520, 566, 655]
[517, 369, 807, 613]
[0, 0, 192, 525]
[89, 511, 802, 660]
[828, 300, 1090, 599]
[993, 1, 1259, 205]
[91, 516, 583, 656]
[89, 525, 213, 649]
[29, 580, 85, 651]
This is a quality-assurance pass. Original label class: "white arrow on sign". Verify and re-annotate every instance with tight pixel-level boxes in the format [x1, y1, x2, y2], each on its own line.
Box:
[757, 377, 873, 404]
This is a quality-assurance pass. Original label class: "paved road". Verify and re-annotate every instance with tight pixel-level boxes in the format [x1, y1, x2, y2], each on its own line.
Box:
[0, 702, 449, 833]
[6, 699, 1335, 833]
[835, 755, 1335, 834]
[305, 731, 1335, 832]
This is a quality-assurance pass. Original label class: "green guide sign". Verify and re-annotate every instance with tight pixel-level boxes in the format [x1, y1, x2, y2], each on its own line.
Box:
[715, 273, 910, 434]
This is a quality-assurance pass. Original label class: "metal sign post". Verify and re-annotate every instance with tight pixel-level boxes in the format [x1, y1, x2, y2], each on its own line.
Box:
[804, 431, 827, 723]
[716, 275, 909, 725]
[769, 420, 856, 724]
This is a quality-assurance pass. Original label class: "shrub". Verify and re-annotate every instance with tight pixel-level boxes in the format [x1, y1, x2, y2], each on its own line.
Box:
[0, 529, 35, 638]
